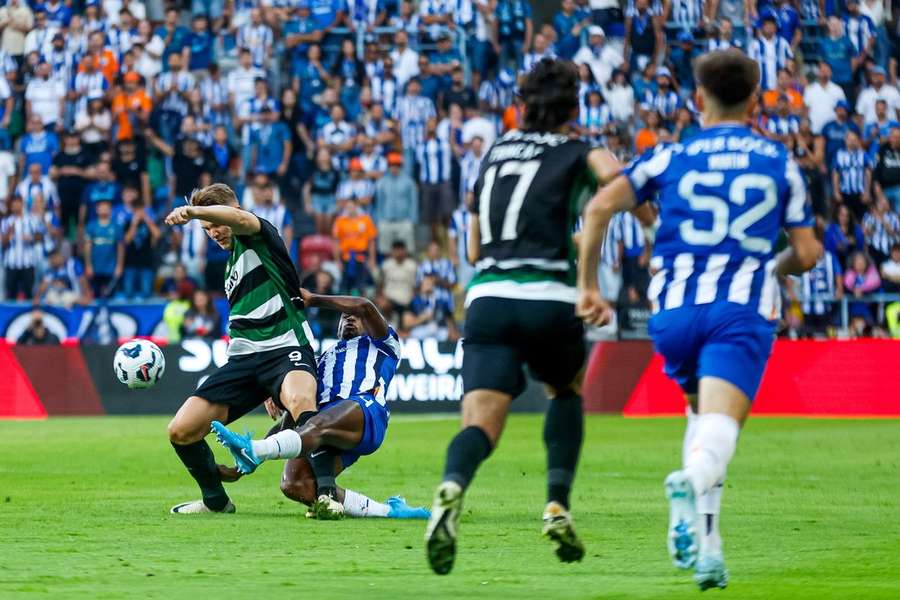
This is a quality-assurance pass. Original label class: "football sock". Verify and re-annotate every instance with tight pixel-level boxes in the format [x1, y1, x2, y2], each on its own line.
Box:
[296, 410, 317, 427]
[342, 489, 390, 518]
[171, 440, 229, 511]
[683, 413, 739, 497]
[697, 478, 724, 556]
[543, 390, 584, 509]
[442, 425, 493, 490]
[309, 450, 337, 498]
[682, 405, 699, 465]
[252, 429, 302, 460]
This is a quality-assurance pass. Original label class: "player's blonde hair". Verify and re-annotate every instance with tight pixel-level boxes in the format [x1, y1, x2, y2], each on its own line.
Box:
[188, 183, 239, 207]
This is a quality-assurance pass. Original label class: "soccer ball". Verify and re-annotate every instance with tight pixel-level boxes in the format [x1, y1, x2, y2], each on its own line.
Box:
[114, 339, 166, 389]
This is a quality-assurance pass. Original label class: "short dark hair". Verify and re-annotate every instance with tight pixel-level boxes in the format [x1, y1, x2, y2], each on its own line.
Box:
[694, 49, 759, 110]
[520, 58, 578, 132]
[189, 183, 239, 207]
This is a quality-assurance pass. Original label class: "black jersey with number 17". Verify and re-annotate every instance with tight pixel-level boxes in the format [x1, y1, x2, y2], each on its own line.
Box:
[467, 130, 595, 307]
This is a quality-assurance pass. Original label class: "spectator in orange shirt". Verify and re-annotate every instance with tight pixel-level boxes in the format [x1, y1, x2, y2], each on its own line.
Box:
[80, 31, 119, 84]
[634, 109, 664, 154]
[762, 69, 804, 113]
[111, 72, 152, 141]
[502, 97, 523, 132]
[332, 196, 378, 295]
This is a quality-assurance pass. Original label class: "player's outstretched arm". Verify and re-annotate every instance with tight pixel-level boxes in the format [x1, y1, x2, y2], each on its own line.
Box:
[577, 175, 637, 325]
[164, 205, 261, 236]
[300, 290, 389, 339]
[775, 226, 822, 277]
[586, 148, 623, 186]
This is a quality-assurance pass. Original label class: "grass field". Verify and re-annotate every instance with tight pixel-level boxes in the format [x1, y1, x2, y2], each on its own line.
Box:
[1, 415, 899, 599]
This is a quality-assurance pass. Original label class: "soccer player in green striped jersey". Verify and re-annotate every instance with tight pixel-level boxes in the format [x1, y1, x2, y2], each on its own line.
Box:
[163, 183, 319, 514]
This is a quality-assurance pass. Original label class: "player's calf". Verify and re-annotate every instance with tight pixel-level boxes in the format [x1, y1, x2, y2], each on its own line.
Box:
[169, 396, 232, 513]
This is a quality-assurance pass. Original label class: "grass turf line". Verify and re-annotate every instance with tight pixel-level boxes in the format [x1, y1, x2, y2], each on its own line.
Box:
[0, 415, 898, 599]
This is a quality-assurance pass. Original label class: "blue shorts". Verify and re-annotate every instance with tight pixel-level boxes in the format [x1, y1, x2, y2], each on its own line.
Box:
[648, 303, 776, 401]
[318, 392, 389, 469]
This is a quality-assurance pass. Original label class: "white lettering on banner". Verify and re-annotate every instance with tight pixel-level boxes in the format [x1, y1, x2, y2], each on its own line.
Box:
[386, 375, 463, 402]
[401, 338, 425, 369]
[422, 338, 454, 374]
[180, 339, 212, 372]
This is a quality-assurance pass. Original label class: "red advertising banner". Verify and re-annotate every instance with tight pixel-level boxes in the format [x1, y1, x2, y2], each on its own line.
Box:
[581, 340, 900, 417]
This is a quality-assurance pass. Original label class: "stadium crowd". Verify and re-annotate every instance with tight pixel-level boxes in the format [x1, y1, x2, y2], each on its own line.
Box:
[2, 0, 900, 341]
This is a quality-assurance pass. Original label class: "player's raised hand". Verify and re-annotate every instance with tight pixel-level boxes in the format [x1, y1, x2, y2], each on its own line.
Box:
[165, 206, 194, 226]
[576, 289, 614, 327]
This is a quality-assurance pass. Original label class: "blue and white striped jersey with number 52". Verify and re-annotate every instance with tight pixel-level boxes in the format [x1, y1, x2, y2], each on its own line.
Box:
[623, 124, 813, 320]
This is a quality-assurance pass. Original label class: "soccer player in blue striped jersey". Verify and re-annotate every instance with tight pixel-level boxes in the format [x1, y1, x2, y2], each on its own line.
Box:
[577, 49, 822, 590]
[212, 290, 429, 520]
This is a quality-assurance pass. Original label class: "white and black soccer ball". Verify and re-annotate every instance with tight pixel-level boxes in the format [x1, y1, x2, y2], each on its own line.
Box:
[113, 339, 166, 389]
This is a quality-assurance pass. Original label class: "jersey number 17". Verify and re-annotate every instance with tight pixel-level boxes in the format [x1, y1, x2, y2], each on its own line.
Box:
[479, 160, 541, 244]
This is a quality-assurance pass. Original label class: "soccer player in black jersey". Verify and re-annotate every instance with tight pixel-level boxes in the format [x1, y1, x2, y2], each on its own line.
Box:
[424, 59, 626, 574]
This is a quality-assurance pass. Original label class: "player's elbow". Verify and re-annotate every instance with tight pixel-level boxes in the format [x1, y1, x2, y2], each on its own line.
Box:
[795, 238, 823, 272]
[583, 193, 616, 224]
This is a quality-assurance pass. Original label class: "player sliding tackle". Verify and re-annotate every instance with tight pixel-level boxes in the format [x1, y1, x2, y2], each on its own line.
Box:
[211, 289, 429, 520]
[576, 49, 821, 590]
[164, 184, 425, 519]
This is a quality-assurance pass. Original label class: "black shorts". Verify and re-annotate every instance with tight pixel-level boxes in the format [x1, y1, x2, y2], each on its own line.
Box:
[462, 297, 586, 398]
[194, 345, 316, 422]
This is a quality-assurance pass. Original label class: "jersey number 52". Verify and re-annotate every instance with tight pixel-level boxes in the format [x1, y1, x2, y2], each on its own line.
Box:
[678, 171, 777, 254]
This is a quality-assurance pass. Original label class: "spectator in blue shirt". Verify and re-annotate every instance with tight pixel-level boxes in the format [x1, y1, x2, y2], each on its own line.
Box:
[120, 187, 160, 300]
[250, 106, 292, 178]
[669, 30, 699, 93]
[154, 7, 191, 68]
[418, 54, 443, 103]
[84, 199, 124, 298]
[35, 248, 91, 307]
[821, 100, 861, 169]
[284, 2, 324, 76]
[295, 44, 329, 113]
[80, 159, 122, 227]
[403, 273, 459, 341]
[864, 99, 899, 157]
[775, 0, 802, 48]
[496, 0, 533, 70]
[825, 203, 866, 268]
[819, 16, 859, 99]
[19, 114, 59, 175]
[553, 0, 591, 60]
[309, 0, 347, 62]
[429, 30, 463, 91]
[183, 14, 214, 72]
[40, 0, 72, 29]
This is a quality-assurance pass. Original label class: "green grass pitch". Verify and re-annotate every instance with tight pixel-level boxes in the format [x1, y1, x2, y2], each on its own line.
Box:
[1, 415, 899, 599]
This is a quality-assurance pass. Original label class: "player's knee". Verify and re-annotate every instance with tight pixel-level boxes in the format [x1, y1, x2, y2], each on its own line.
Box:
[280, 391, 316, 416]
[167, 419, 194, 445]
[167, 414, 204, 445]
[280, 475, 317, 505]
